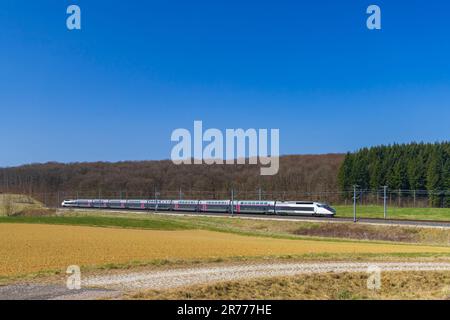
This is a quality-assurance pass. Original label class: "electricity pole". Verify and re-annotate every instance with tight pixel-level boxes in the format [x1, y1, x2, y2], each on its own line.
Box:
[383, 186, 388, 219]
[353, 186, 356, 223]
[154, 187, 159, 212]
[231, 189, 234, 216]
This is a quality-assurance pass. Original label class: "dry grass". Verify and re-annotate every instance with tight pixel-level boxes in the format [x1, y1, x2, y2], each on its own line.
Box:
[124, 213, 449, 246]
[1, 223, 450, 277]
[0, 194, 48, 216]
[151, 213, 450, 246]
[131, 271, 450, 300]
[292, 223, 450, 244]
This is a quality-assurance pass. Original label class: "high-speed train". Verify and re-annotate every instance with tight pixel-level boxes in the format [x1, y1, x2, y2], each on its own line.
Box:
[61, 199, 336, 217]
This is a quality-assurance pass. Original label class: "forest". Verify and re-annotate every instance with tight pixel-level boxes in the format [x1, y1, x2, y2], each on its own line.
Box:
[338, 142, 450, 207]
[1, 142, 449, 207]
[0, 154, 343, 200]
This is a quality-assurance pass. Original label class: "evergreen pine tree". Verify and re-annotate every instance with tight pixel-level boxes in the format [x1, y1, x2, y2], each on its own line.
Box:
[426, 149, 443, 207]
[338, 153, 353, 198]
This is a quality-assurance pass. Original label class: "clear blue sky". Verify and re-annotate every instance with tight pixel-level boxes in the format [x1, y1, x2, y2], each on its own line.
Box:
[1, 0, 450, 167]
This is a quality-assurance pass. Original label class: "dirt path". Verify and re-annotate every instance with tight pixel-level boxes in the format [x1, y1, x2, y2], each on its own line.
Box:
[0, 284, 121, 300]
[0, 262, 450, 300]
[84, 262, 450, 291]
[3, 261, 450, 300]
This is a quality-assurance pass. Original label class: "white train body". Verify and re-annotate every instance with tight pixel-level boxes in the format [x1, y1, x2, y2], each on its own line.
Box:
[62, 198, 336, 217]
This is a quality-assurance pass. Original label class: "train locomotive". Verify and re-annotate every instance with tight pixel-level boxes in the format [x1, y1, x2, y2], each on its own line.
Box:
[62, 198, 336, 217]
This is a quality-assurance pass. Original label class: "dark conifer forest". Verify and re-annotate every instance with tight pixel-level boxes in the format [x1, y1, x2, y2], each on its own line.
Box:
[338, 142, 450, 207]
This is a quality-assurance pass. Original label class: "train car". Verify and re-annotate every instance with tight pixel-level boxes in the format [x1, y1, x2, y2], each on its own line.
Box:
[147, 199, 173, 211]
[272, 201, 335, 217]
[314, 202, 337, 216]
[61, 199, 78, 207]
[73, 199, 93, 208]
[126, 199, 148, 210]
[172, 200, 199, 212]
[91, 199, 109, 208]
[198, 200, 231, 213]
[232, 201, 274, 214]
[108, 199, 127, 209]
[273, 201, 315, 215]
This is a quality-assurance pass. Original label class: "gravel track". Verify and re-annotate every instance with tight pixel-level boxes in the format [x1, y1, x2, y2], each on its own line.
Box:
[83, 262, 450, 291]
[3, 262, 450, 299]
[0, 284, 120, 300]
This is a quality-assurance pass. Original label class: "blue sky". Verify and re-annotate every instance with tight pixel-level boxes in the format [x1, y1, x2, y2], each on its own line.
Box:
[1, 0, 449, 167]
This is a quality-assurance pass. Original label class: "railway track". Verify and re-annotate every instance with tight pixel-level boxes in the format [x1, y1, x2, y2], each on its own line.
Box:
[61, 208, 450, 229]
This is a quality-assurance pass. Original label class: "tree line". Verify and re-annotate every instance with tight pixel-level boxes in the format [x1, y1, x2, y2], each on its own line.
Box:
[2, 143, 448, 207]
[338, 142, 450, 207]
[0, 154, 343, 200]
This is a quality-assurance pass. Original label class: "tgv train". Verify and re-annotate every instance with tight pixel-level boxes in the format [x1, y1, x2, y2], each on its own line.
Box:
[61, 199, 336, 217]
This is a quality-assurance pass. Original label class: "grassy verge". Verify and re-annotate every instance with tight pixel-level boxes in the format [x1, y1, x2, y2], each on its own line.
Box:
[335, 205, 450, 221]
[1, 211, 449, 246]
[129, 271, 450, 300]
[174, 214, 450, 246]
[0, 214, 192, 230]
